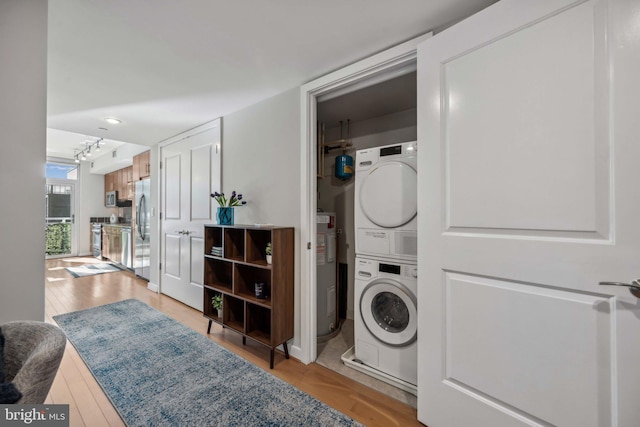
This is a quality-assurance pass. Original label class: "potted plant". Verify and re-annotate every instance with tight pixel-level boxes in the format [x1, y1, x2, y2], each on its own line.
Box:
[265, 242, 272, 265]
[210, 191, 247, 225]
[211, 294, 223, 318]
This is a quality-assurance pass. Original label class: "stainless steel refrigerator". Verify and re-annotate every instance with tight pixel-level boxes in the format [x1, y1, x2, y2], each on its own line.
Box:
[134, 179, 150, 280]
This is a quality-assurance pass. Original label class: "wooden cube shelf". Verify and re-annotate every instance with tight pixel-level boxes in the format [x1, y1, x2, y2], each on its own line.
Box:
[203, 224, 294, 368]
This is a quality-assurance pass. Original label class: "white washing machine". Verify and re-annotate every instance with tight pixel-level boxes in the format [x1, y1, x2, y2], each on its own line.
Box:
[354, 256, 417, 387]
[355, 141, 417, 262]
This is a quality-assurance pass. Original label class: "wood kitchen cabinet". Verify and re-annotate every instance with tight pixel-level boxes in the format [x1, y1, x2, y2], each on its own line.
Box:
[133, 150, 150, 181]
[102, 225, 122, 264]
[104, 166, 134, 202]
[117, 169, 125, 196]
[117, 167, 133, 199]
[104, 171, 116, 194]
[125, 166, 134, 199]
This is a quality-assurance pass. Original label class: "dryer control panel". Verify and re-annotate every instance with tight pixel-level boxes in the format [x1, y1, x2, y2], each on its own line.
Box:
[355, 140, 417, 172]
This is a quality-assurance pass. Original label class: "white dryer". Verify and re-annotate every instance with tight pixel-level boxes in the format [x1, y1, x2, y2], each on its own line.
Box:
[355, 141, 417, 262]
[354, 256, 417, 388]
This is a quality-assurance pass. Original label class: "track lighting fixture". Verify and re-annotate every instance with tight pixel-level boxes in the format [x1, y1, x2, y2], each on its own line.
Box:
[75, 138, 104, 161]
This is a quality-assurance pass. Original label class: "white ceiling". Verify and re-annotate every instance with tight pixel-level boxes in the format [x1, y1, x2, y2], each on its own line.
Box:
[46, 0, 497, 159]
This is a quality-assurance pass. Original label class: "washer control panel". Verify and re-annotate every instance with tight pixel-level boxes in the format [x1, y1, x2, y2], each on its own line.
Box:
[356, 257, 416, 280]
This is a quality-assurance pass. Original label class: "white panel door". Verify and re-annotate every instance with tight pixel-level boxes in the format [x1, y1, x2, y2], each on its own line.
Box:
[161, 119, 221, 310]
[417, 1, 640, 426]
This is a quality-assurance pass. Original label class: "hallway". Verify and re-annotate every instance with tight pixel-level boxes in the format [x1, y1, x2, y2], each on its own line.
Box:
[43, 257, 421, 427]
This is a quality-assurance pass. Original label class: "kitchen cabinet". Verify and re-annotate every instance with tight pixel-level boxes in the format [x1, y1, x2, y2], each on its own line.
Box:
[104, 166, 134, 203]
[133, 150, 151, 181]
[125, 166, 134, 200]
[102, 225, 122, 264]
[117, 168, 125, 196]
[104, 171, 116, 194]
[117, 166, 133, 199]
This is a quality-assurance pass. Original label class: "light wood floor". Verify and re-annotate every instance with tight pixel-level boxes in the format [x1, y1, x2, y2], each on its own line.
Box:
[43, 257, 424, 427]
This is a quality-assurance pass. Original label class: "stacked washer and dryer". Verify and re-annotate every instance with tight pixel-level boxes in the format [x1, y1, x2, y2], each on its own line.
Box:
[342, 140, 418, 395]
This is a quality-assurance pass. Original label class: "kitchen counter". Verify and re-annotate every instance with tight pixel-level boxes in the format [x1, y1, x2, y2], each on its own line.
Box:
[90, 217, 131, 227]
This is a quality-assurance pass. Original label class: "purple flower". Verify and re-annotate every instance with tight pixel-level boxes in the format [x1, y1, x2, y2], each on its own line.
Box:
[212, 190, 247, 207]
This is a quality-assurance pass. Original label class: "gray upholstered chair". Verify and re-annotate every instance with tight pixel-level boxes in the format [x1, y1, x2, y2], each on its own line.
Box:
[1, 321, 66, 404]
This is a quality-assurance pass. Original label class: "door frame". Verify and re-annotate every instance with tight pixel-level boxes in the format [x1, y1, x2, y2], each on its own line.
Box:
[157, 118, 222, 296]
[45, 158, 80, 258]
[297, 34, 431, 364]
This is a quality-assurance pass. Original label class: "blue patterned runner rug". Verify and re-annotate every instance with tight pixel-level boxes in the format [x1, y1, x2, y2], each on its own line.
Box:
[53, 299, 361, 427]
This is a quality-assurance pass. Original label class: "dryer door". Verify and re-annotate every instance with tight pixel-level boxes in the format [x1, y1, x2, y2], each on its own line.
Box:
[360, 279, 417, 346]
[359, 161, 417, 228]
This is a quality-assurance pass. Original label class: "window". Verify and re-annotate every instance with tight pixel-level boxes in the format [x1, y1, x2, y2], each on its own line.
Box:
[46, 162, 78, 180]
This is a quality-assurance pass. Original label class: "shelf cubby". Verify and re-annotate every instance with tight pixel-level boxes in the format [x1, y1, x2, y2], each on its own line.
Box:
[246, 229, 271, 265]
[246, 303, 271, 346]
[205, 226, 223, 257]
[203, 224, 294, 368]
[223, 295, 245, 334]
[203, 288, 223, 323]
[204, 258, 233, 291]
[234, 264, 271, 305]
[224, 228, 245, 261]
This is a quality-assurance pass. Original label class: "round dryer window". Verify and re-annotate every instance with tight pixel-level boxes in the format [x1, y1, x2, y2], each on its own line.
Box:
[360, 280, 417, 347]
[359, 161, 417, 228]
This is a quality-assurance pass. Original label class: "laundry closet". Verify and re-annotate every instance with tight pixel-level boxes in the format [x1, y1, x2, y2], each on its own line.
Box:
[314, 66, 418, 405]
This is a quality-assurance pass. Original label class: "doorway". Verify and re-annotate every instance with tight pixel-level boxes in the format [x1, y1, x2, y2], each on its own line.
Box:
[45, 161, 78, 258]
[313, 69, 418, 406]
[299, 35, 431, 407]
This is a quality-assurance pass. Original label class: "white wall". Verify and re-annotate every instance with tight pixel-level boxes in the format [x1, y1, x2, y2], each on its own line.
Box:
[0, 0, 48, 323]
[148, 144, 160, 290]
[222, 87, 302, 347]
[77, 161, 110, 254]
[317, 108, 417, 318]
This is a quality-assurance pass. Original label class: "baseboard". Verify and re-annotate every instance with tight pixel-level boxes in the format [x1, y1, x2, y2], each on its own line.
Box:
[288, 344, 306, 364]
[147, 282, 159, 293]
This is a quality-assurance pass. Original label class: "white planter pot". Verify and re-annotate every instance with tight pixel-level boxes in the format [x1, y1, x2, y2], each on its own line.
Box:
[266, 254, 272, 265]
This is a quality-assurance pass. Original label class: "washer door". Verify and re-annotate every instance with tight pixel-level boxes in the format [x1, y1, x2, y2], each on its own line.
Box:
[360, 279, 417, 347]
[359, 161, 417, 228]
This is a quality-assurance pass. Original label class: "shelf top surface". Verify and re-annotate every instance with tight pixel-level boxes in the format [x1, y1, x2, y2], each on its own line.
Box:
[204, 224, 292, 230]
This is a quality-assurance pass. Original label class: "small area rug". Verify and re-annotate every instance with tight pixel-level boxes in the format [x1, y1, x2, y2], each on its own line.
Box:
[65, 262, 124, 278]
[53, 299, 361, 427]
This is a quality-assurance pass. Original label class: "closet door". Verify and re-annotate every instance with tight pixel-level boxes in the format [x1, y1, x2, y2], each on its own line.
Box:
[417, 0, 640, 425]
[161, 120, 221, 310]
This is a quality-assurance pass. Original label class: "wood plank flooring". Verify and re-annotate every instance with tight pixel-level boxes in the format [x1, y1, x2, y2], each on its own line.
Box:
[43, 257, 424, 427]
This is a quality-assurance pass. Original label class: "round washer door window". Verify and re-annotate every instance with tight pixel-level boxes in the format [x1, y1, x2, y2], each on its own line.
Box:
[359, 161, 417, 228]
[360, 280, 417, 346]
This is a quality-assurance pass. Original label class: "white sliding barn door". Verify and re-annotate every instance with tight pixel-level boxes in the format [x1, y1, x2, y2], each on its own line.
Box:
[417, 0, 640, 426]
[161, 119, 221, 310]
